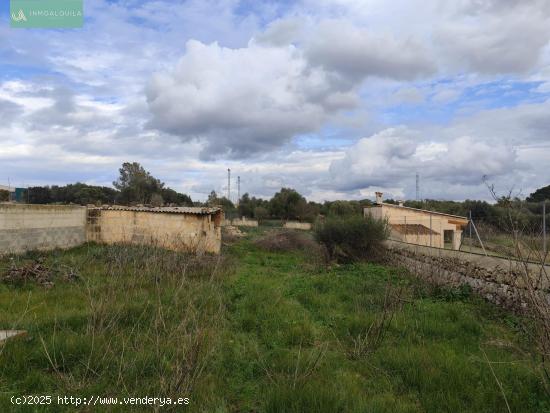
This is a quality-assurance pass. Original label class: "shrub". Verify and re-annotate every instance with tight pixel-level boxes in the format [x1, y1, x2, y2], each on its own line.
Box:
[314, 215, 388, 263]
[0, 189, 9, 202]
[254, 206, 269, 222]
[254, 230, 318, 253]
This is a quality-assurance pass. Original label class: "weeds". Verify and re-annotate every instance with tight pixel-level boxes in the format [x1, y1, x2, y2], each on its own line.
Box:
[254, 230, 319, 253]
[1, 235, 549, 412]
[346, 282, 403, 360]
[485, 181, 550, 396]
[258, 342, 328, 389]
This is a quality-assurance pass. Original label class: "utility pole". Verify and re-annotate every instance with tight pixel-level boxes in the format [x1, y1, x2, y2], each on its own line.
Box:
[416, 172, 420, 201]
[227, 168, 231, 202]
[237, 176, 240, 207]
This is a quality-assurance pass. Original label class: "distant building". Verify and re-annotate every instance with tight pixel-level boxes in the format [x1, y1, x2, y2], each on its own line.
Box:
[14, 188, 26, 202]
[364, 192, 469, 250]
[0, 186, 26, 202]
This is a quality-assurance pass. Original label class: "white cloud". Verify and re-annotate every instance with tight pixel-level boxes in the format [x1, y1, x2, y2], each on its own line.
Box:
[445, 99, 550, 145]
[146, 39, 358, 159]
[1, 0, 550, 202]
[435, 1, 550, 74]
[431, 88, 461, 104]
[328, 128, 518, 195]
[392, 87, 425, 105]
[305, 19, 436, 81]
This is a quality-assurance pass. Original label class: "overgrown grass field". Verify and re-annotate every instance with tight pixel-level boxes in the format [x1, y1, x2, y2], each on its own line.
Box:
[0, 229, 549, 412]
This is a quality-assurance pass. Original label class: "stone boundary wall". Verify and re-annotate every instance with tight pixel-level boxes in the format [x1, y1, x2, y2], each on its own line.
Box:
[283, 222, 312, 230]
[0, 204, 86, 255]
[385, 240, 550, 311]
[230, 218, 258, 227]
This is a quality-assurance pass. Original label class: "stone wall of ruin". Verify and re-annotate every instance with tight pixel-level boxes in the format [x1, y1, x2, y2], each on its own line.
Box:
[385, 240, 550, 311]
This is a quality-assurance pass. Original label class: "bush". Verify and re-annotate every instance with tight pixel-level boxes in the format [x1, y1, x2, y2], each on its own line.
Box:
[0, 189, 9, 202]
[314, 215, 389, 263]
[254, 230, 318, 253]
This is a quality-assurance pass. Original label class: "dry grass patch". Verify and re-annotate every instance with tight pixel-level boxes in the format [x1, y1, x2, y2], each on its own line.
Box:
[254, 230, 318, 253]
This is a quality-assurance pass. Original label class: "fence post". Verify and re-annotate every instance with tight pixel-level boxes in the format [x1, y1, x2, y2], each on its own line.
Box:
[430, 212, 433, 247]
[471, 216, 488, 256]
[544, 199, 547, 256]
[469, 210, 472, 252]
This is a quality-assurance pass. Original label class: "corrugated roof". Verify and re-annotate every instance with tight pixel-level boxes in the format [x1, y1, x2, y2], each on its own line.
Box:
[391, 223, 440, 235]
[95, 206, 222, 215]
[369, 203, 468, 221]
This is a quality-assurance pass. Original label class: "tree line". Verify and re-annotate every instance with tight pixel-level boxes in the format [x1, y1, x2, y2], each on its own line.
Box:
[22, 163, 193, 207]
[5, 161, 549, 229]
[13, 162, 374, 222]
[228, 189, 373, 222]
[403, 196, 548, 233]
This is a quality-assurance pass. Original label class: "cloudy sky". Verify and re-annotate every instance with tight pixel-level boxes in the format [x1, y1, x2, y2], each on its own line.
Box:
[1, 0, 549, 202]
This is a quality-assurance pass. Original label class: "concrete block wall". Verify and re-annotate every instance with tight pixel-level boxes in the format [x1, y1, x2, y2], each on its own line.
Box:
[0, 204, 86, 255]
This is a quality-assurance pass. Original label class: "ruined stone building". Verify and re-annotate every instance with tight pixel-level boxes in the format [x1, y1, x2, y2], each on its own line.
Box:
[87, 206, 224, 254]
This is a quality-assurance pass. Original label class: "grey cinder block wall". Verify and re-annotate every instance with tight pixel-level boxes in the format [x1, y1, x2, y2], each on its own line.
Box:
[0, 204, 87, 255]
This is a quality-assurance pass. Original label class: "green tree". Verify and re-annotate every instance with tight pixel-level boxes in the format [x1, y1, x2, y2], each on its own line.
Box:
[269, 188, 316, 221]
[27, 184, 117, 205]
[161, 188, 193, 206]
[150, 193, 164, 207]
[327, 200, 360, 217]
[237, 193, 268, 218]
[0, 189, 9, 202]
[238, 193, 254, 217]
[27, 187, 52, 204]
[207, 190, 219, 206]
[253, 206, 268, 222]
[206, 190, 236, 216]
[113, 162, 164, 205]
[527, 184, 550, 202]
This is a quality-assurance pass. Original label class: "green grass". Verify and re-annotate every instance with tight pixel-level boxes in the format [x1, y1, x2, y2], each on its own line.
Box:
[0, 230, 549, 412]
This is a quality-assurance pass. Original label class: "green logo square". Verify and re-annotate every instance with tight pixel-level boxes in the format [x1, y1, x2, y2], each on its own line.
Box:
[10, 0, 83, 28]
